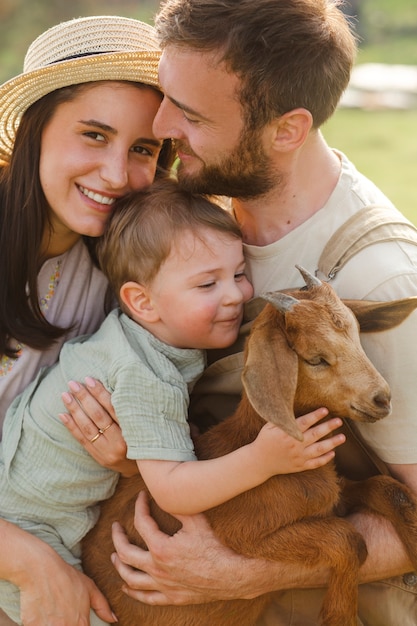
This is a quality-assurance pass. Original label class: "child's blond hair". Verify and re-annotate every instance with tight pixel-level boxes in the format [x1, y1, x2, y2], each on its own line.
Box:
[97, 178, 242, 302]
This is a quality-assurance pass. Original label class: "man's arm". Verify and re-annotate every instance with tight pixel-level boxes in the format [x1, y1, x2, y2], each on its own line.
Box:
[345, 463, 417, 583]
[110, 480, 415, 606]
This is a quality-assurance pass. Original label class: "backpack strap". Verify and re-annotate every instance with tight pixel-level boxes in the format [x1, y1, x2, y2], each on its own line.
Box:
[318, 205, 417, 280]
[315, 205, 417, 477]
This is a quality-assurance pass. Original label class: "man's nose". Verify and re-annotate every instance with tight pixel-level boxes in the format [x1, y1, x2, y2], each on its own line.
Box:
[153, 97, 182, 140]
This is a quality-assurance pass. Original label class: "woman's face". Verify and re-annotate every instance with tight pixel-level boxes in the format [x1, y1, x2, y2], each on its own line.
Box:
[39, 82, 163, 255]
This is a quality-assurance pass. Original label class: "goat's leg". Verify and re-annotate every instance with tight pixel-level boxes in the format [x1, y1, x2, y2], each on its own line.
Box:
[240, 516, 366, 626]
[341, 475, 417, 570]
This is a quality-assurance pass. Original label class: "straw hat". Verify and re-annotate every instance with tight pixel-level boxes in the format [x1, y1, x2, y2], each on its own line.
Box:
[0, 15, 162, 162]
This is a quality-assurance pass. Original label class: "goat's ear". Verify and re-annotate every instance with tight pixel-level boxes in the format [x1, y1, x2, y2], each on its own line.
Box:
[242, 311, 303, 441]
[344, 297, 417, 333]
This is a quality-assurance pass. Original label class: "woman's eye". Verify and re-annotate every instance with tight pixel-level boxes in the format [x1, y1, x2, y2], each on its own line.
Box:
[132, 145, 153, 156]
[84, 131, 105, 142]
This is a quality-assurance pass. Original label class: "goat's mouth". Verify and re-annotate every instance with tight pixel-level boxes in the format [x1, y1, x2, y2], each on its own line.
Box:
[350, 404, 392, 423]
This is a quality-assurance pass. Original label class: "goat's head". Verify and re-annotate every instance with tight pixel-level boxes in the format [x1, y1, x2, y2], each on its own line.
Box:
[242, 266, 417, 441]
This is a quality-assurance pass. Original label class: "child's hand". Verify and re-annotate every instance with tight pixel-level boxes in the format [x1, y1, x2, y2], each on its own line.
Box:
[253, 408, 345, 477]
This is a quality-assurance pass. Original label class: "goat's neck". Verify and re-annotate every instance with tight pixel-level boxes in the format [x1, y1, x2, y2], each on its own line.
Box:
[194, 394, 264, 461]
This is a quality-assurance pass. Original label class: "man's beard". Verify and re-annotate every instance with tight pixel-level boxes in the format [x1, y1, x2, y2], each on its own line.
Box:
[175, 128, 277, 199]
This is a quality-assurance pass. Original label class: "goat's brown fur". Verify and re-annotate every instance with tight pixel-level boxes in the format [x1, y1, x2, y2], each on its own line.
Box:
[82, 270, 417, 626]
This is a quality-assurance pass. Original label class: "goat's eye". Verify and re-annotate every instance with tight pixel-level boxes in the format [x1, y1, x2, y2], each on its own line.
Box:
[305, 356, 329, 367]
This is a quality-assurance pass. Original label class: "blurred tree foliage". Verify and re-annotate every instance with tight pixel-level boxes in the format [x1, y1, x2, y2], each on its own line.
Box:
[0, 0, 160, 83]
[357, 0, 417, 64]
[1, 0, 417, 84]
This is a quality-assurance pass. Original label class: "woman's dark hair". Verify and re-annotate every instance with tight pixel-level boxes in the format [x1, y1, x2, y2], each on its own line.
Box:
[0, 82, 174, 358]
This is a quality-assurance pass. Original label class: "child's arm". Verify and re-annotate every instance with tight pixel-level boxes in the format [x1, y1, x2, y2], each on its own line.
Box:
[137, 407, 345, 516]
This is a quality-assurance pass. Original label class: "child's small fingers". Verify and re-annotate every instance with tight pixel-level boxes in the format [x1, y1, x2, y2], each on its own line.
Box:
[296, 407, 329, 432]
[317, 417, 343, 439]
[306, 450, 336, 470]
[302, 417, 343, 444]
[304, 434, 345, 468]
[307, 432, 346, 459]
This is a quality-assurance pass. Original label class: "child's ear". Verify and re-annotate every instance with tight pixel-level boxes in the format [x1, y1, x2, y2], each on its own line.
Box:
[119, 281, 160, 323]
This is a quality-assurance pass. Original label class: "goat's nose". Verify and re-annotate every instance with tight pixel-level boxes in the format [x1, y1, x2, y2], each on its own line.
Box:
[373, 390, 391, 413]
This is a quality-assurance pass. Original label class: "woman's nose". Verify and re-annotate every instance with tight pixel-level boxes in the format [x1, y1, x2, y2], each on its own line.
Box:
[100, 154, 129, 189]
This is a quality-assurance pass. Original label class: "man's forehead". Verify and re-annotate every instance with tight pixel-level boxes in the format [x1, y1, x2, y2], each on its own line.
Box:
[159, 47, 240, 108]
[159, 46, 233, 82]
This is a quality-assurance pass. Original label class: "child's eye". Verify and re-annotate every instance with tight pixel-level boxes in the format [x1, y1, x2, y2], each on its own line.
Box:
[235, 271, 247, 281]
[198, 281, 215, 289]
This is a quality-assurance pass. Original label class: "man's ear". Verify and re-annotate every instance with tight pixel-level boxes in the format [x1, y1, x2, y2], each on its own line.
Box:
[270, 107, 313, 152]
[119, 281, 160, 323]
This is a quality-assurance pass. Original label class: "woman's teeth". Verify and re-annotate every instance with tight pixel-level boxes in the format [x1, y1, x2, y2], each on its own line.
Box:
[79, 186, 115, 205]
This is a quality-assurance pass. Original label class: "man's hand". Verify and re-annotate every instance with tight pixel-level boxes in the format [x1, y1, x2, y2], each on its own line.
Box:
[111, 491, 272, 606]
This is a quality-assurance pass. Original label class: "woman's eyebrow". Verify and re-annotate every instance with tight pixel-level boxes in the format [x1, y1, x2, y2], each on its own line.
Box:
[78, 119, 117, 133]
[78, 119, 162, 147]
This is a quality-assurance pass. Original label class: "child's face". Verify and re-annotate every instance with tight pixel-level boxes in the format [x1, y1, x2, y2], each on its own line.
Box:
[148, 227, 253, 349]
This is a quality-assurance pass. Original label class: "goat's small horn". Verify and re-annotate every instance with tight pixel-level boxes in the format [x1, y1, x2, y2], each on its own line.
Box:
[260, 291, 299, 313]
[296, 265, 322, 288]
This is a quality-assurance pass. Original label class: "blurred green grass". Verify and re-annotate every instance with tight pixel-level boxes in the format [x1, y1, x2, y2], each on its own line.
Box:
[321, 1, 417, 225]
[322, 108, 417, 226]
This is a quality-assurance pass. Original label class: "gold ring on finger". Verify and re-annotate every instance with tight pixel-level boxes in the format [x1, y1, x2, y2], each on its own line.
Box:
[89, 422, 113, 443]
[89, 431, 101, 443]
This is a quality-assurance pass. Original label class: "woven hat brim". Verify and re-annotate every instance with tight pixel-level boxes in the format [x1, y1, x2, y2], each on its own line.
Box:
[0, 50, 161, 162]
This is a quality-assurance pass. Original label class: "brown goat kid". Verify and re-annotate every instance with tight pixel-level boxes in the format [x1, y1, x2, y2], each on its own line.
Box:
[82, 266, 417, 626]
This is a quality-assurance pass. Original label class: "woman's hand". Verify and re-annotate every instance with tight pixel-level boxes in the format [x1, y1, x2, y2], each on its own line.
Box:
[19, 565, 116, 626]
[2, 520, 116, 626]
[60, 378, 137, 477]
